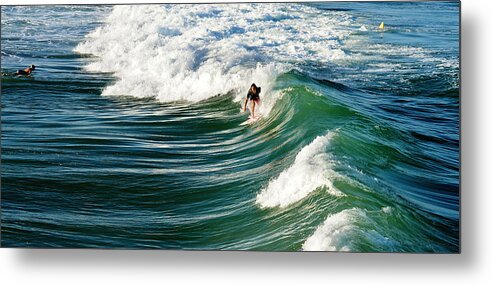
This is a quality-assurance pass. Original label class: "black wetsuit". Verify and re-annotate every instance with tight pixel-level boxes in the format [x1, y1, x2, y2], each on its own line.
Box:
[247, 88, 261, 102]
[16, 69, 31, 76]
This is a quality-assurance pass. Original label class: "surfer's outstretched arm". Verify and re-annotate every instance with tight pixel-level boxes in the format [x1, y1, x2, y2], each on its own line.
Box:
[243, 98, 249, 112]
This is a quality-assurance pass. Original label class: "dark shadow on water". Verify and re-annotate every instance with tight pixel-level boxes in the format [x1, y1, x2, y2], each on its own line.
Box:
[8, 8, 478, 274]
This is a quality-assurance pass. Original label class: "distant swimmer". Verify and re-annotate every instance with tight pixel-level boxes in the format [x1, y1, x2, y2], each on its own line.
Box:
[15, 64, 35, 76]
[243, 83, 261, 118]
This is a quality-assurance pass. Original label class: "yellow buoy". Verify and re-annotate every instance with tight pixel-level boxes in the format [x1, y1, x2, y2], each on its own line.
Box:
[378, 22, 385, 30]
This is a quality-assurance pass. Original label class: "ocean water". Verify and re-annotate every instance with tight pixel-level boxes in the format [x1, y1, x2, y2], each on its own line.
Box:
[1, 2, 459, 251]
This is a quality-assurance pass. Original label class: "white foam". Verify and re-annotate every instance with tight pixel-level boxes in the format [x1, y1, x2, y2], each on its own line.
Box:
[303, 207, 399, 251]
[256, 130, 343, 208]
[74, 4, 352, 115]
[302, 208, 365, 251]
[382, 206, 393, 214]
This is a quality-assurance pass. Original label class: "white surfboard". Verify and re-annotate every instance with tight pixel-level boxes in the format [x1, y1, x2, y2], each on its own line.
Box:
[240, 115, 262, 126]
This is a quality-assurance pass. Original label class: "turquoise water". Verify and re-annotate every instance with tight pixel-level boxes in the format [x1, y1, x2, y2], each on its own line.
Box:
[1, 2, 459, 251]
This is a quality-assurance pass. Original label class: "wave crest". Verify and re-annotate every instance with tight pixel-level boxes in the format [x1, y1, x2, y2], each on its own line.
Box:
[303, 207, 400, 251]
[302, 208, 365, 251]
[256, 130, 343, 208]
[74, 4, 351, 115]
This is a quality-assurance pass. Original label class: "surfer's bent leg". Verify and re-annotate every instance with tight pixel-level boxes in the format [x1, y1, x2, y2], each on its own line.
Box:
[252, 100, 256, 118]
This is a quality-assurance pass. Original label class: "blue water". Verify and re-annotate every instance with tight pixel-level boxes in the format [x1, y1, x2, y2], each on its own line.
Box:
[1, 2, 459, 251]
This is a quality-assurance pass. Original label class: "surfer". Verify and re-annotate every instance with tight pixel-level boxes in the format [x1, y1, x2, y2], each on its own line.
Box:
[243, 83, 261, 118]
[15, 64, 35, 76]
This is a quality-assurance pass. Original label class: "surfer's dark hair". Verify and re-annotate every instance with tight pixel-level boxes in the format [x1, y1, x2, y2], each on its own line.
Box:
[250, 83, 260, 95]
[30, 65, 35, 70]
